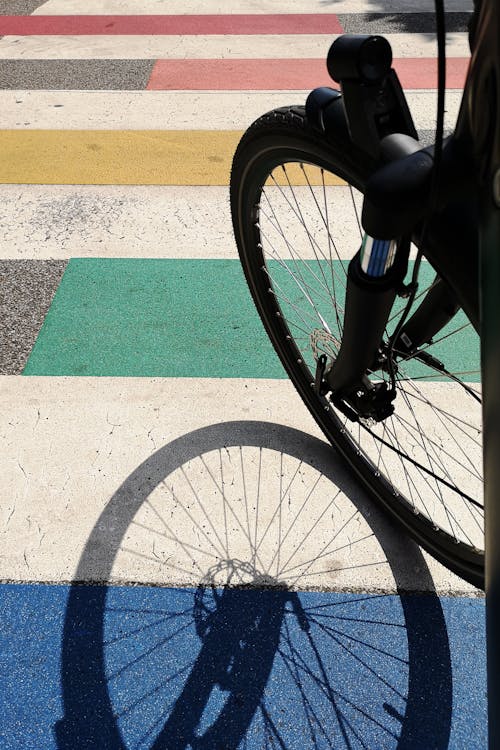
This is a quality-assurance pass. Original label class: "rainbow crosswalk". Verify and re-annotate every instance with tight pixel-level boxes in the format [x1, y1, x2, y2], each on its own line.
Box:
[0, 1, 487, 748]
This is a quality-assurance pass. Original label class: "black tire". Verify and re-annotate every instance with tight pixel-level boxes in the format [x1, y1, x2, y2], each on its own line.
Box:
[230, 105, 484, 588]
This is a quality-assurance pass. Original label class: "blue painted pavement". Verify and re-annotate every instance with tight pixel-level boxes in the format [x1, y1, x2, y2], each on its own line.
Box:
[0, 583, 486, 749]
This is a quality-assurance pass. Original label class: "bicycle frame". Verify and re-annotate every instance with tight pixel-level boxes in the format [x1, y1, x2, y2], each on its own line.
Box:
[310, 0, 500, 742]
[468, 1, 500, 746]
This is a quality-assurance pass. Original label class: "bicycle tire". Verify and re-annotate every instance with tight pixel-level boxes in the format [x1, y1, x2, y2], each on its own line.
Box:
[230, 105, 484, 589]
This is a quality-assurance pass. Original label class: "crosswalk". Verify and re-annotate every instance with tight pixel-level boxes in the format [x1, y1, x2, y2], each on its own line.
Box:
[1, 0, 477, 580]
[0, 2, 486, 748]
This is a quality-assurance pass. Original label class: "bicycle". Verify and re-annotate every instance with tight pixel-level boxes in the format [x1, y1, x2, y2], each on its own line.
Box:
[230, 0, 498, 595]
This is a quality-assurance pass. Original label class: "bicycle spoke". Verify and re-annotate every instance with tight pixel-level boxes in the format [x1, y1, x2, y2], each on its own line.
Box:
[259, 197, 344, 305]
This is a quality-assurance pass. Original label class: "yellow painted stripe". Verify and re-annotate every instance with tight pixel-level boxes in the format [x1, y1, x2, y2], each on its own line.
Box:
[0, 130, 345, 185]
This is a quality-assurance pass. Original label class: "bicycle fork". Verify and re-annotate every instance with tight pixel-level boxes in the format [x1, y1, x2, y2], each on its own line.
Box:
[308, 35, 472, 424]
[318, 235, 408, 423]
[318, 233, 461, 424]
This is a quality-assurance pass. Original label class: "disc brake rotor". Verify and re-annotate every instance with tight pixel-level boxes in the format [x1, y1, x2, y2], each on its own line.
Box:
[309, 328, 340, 364]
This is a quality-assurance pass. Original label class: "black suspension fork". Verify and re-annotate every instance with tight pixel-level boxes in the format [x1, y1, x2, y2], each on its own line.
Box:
[321, 145, 477, 421]
[322, 234, 409, 422]
[308, 33, 475, 423]
[321, 235, 461, 423]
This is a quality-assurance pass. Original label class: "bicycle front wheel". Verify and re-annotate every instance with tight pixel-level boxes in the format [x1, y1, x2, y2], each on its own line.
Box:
[230, 105, 484, 588]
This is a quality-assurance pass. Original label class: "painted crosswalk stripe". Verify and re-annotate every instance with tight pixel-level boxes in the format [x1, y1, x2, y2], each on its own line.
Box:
[0, 130, 348, 185]
[146, 57, 470, 90]
[0, 581, 486, 749]
[0, 184, 417, 262]
[0, 186, 237, 260]
[0, 90, 463, 130]
[0, 130, 243, 186]
[21, 259, 478, 379]
[0, 33, 470, 60]
[0, 182, 436, 267]
[22, 258, 285, 378]
[0, 186, 238, 260]
[32, 0, 475, 14]
[0, 11, 471, 35]
[0, 14, 344, 35]
[0, 374, 479, 593]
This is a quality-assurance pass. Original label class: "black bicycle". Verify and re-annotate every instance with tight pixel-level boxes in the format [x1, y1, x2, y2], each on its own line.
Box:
[231, 0, 498, 593]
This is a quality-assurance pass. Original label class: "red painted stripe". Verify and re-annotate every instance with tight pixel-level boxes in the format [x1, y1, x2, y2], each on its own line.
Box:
[147, 58, 469, 90]
[394, 57, 469, 88]
[0, 14, 343, 35]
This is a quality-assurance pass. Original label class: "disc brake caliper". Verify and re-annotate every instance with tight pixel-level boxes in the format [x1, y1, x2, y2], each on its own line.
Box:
[312, 330, 396, 424]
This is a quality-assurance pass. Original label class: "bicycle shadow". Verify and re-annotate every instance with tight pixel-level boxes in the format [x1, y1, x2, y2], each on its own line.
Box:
[55, 421, 452, 750]
[317, 0, 471, 35]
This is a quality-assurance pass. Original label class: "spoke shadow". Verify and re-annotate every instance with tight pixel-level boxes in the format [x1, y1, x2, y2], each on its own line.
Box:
[318, 0, 471, 35]
[55, 421, 452, 750]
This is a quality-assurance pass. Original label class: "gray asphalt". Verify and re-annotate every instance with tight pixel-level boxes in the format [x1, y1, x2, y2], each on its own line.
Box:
[0, 260, 67, 374]
[0, 60, 156, 90]
[339, 12, 470, 33]
[0, 0, 46, 14]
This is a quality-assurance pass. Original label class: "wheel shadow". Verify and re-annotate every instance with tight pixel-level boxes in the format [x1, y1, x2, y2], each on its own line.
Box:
[55, 421, 452, 750]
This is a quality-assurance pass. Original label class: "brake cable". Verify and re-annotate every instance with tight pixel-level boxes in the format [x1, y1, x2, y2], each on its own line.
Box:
[385, 0, 447, 393]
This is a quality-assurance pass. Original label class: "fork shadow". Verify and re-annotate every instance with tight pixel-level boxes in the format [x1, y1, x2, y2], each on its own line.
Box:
[55, 421, 452, 750]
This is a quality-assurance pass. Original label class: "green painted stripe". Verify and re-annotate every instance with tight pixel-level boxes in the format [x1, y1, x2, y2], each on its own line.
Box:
[23, 258, 285, 378]
[23, 258, 479, 380]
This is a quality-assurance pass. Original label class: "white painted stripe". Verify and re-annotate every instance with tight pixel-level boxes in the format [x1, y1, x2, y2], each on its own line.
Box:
[0, 375, 477, 593]
[33, 0, 474, 15]
[0, 177, 445, 260]
[408, 90, 462, 130]
[0, 186, 235, 260]
[0, 32, 470, 60]
[0, 91, 310, 130]
[0, 185, 364, 261]
[0, 90, 462, 131]
[2, 184, 428, 262]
